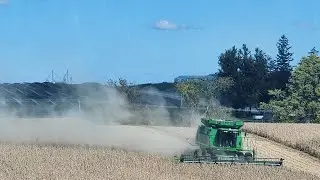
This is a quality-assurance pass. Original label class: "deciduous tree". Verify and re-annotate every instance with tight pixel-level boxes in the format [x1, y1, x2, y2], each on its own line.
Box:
[261, 53, 320, 123]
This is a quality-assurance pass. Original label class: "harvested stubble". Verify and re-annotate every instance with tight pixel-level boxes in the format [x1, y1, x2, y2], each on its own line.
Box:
[243, 123, 320, 159]
[0, 143, 318, 180]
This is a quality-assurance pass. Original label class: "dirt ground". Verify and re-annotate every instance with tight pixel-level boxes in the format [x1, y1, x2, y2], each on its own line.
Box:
[0, 118, 320, 179]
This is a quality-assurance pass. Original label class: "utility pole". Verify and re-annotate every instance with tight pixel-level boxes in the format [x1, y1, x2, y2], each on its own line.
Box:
[51, 70, 54, 83]
[63, 69, 72, 84]
[67, 69, 69, 82]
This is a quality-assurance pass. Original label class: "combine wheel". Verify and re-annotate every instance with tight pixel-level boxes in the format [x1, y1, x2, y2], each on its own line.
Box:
[202, 149, 211, 160]
[193, 149, 200, 158]
[244, 152, 253, 161]
[207, 150, 217, 161]
[193, 149, 211, 160]
[210, 153, 218, 161]
[237, 152, 245, 160]
[194, 149, 205, 158]
[202, 149, 207, 156]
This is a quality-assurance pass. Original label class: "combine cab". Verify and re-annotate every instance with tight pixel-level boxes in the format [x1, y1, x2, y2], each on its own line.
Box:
[176, 118, 284, 166]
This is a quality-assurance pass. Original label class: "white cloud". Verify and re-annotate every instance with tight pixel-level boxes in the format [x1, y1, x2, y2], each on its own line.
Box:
[153, 19, 203, 31]
[154, 20, 178, 30]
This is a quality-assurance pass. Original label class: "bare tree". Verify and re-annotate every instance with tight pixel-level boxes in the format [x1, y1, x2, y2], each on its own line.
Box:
[106, 78, 141, 104]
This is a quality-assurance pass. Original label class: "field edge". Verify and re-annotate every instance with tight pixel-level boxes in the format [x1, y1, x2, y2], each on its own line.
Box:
[243, 128, 320, 160]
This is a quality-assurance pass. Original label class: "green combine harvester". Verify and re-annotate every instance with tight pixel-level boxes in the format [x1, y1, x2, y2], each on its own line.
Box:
[177, 118, 284, 166]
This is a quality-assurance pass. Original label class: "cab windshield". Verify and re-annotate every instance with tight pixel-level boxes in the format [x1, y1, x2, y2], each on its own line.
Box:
[215, 129, 238, 147]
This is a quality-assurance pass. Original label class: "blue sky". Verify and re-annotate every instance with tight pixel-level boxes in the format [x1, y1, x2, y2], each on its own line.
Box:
[0, 0, 319, 84]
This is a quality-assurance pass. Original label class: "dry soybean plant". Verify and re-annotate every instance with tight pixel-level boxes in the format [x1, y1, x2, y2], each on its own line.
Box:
[0, 143, 317, 180]
[243, 123, 320, 159]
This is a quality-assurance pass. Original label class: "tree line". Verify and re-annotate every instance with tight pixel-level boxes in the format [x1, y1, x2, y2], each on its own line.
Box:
[176, 35, 320, 123]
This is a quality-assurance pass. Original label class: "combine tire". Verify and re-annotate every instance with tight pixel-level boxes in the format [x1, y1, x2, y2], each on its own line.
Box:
[202, 149, 208, 156]
[194, 149, 205, 158]
[244, 152, 253, 161]
[193, 150, 200, 158]
[210, 154, 218, 161]
[237, 152, 245, 160]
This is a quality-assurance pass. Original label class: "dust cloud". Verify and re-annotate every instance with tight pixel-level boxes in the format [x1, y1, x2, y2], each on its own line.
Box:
[0, 85, 198, 156]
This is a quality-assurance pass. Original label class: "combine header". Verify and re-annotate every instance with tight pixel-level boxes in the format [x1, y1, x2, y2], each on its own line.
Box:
[176, 118, 284, 166]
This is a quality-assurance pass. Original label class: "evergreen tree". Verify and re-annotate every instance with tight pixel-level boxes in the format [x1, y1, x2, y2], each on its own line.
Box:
[217, 46, 239, 78]
[276, 35, 294, 72]
[217, 46, 241, 107]
[253, 48, 270, 103]
[267, 56, 277, 73]
[274, 35, 294, 90]
[237, 44, 256, 108]
[308, 47, 319, 56]
[217, 44, 269, 108]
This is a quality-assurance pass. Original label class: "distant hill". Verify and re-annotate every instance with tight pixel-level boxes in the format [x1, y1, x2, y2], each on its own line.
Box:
[134, 82, 176, 93]
[0, 81, 268, 120]
[174, 74, 217, 83]
[0, 82, 181, 117]
[0, 82, 179, 102]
